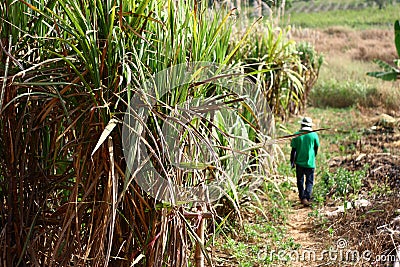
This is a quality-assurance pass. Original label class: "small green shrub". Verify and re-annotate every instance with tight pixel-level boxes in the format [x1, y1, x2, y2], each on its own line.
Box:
[313, 167, 366, 203]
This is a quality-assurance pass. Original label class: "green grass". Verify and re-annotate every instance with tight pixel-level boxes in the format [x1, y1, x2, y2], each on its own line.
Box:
[213, 179, 296, 266]
[216, 218, 300, 266]
[318, 56, 382, 85]
[285, 3, 400, 29]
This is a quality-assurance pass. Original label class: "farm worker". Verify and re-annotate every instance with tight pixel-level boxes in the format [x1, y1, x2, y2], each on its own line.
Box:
[290, 117, 320, 207]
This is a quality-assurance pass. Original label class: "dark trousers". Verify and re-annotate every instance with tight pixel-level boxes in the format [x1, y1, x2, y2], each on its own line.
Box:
[296, 165, 315, 201]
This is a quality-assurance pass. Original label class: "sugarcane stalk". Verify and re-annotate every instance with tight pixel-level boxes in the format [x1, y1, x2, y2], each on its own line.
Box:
[0, 35, 11, 113]
[195, 204, 205, 267]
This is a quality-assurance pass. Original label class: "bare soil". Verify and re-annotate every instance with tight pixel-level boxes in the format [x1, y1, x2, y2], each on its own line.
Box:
[286, 191, 327, 267]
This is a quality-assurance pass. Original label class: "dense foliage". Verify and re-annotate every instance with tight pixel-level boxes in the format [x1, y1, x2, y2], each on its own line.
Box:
[0, 0, 320, 265]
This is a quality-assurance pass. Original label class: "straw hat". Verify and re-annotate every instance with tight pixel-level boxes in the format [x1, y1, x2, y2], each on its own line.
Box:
[299, 117, 314, 131]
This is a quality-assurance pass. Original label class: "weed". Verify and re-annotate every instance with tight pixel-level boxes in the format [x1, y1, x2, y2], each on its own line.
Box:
[308, 208, 320, 219]
[327, 226, 334, 237]
[214, 176, 294, 261]
[281, 237, 301, 250]
[277, 163, 294, 177]
[313, 167, 366, 203]
[308, 206, 329, 230]
[220, 238, 249, 263]
[216, 220, 294, 266]
[269, 206, 286, 222]
[368, 182, 392, 197]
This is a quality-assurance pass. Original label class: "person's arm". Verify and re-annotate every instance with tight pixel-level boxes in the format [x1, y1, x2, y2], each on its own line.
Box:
[314, 146, 318, 157]
[314, 136, 319, 156]
[290, 148, 296, 168]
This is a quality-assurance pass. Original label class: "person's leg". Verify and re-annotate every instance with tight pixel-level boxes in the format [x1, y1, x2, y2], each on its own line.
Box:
[303, 168, 315, 201]
[295, 165, 305, 200]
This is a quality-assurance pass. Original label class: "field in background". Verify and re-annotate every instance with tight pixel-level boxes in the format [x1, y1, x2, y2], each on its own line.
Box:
[290, 25, 400, 112]
[284, 1, 400, 112]
[286, 1, 399, 29]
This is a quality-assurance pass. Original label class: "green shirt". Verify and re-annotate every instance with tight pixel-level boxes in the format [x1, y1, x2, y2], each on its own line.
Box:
[291, 130, 320, 169]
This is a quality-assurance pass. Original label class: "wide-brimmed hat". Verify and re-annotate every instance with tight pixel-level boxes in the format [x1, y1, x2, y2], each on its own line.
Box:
[299, 117, 313, 130]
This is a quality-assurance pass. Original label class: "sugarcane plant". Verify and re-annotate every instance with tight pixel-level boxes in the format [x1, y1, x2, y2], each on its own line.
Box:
[0, 0, 319, 266]
[231, 19, 323, 119]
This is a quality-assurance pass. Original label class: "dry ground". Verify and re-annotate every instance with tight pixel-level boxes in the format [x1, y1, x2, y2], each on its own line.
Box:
[285, 191, 327, 267]
[290, 27, 397, 63]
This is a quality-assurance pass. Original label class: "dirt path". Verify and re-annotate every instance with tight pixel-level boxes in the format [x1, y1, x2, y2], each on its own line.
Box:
[287, 192, 316, 248]
[285, 190, 325, 267]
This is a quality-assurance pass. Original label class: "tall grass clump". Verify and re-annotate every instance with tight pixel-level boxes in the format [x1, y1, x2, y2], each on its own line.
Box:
[0, 0, 320, 266]
[0, 0, 165, 265]
[310, 79, 377, 108]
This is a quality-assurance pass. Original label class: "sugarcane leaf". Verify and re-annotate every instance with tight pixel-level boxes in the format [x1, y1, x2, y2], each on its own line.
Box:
[394, 20, 400, 58]
[91, 118, 119, 157]
[366, 71, 398, 81]
[373, 59, 397, 72]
